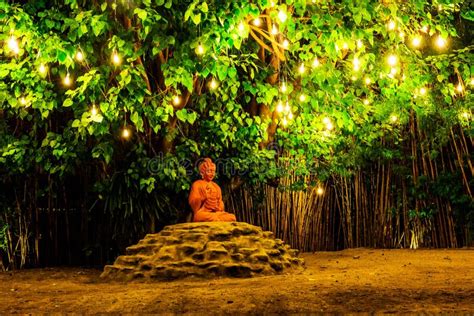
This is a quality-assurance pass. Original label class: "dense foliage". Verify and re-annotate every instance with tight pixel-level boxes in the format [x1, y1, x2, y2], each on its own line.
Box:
[0, 0, 472, 267]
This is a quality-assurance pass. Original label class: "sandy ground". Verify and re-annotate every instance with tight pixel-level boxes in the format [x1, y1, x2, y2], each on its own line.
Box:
[1, 249, 473, 314]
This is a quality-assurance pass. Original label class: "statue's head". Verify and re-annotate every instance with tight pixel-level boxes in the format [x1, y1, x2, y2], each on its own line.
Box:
[198, 158, 216, 181]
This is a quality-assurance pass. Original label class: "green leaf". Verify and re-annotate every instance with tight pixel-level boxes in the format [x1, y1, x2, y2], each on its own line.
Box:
[192, 13, 201, 25]
[63, 99, 73, 107]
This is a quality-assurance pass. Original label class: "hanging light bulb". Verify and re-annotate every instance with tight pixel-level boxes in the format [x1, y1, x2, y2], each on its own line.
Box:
[390, 115, 398, 123]
[209, 78, 218, 90]
[282, 39, 289, 49]
[356, 39, 363, 49]
[389, 68, 397, 77]
[420, 25, 429, 33]
[19, 97, 27, 105]
[342, 42, 349, 50]
[196, 43, 205, 55]
[91, 104, 98, 116]
[288, 112, 294, 120]
[388, 20, 396, 31]
[238, 21, 245, 32]
[316, 186, 324, 195]
[278, 10, 287, 23]
[419, 87, 427, 96]
[298, 63, 305, 74]
[411, 36, 422, 48]
[312, 57, 320, 68]
[299, 94, 306, 102]
[387, 54, 397, 66]
[456, 83, 464, 93]
[364, 77, 371, 85]
[173, 95, 181, 106]
[363, 98, 370, 105]
[276, 101, 284, 113]
[271, 24, 278, 35]
[470, 78, 474, 86]
[435, 36, 447, 49]
[281, 117, 288, 126]
[280, 82, 287, 93]
[252, 18, 262, 27]
[63, 73, 72, 86]
[38, 63, 47, 75]
[122, 127, 131, 139]
[8, 36, 19, 54]
[284, 101, 290, 113]
[112, 51, 121, 65]
[76, 51, 84, 62]
[322, 117, 331, 125]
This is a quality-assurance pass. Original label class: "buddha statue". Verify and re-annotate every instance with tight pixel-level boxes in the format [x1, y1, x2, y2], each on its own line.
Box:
[188, 158, 237, 222]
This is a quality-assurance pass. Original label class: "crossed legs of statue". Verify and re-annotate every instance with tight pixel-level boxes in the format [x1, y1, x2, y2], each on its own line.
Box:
[193, 209, 236, 222]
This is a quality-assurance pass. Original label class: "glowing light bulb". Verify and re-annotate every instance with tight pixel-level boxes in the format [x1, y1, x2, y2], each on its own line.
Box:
[298, 63, 305, 74]
[353, 57, 360, 71]
[20, 97, 27, 105]
[342, 42, 349, 50]
[470, 78, 474, 86]
[8, 36, 19, 54]
[122, 127, 131, 139]
[419, 87, 427, 95]
[387, 54, 397, 66]
[280, 82, 287, 93]
[363, 98, 370, 105]
[390, 68, 397, 76]
[326, 122, 334, 130]
[412, 36, 422, 47]
[284, 101, 290, 113]
[399, 31, 405, 39]
[209, 78, 218, 90]
[364, 77, 371, 85]
[271, 24, 278, 35]
[461, 111, 470, 120]
[456, 83, 463, 93]
[282, 39, 289, 49]
[253, 18, 261, 27]
[112, 52, 121, 65]
[238, 21, 245, 32]
[196, 43, 205, 55]
[356, 39, 363, 49]
[39, 64, 47, 75]
[390, 115, 398, 123]
[316, 187, 324, 195]
[322, 117, 331, 124]
[312, 57, 320, 68]
[299, 94, 306, 102]
[282, 117, 288, 126]
[76, 51, 84, 62]
[276, 101, 284, 113]
[91, 105, 98, 116]
[421, 25, 429, 33]
[63, 73, 72, 86]
[270, 1, 275, 7]
[288, 112, 294, 120]
[351, 75, 357, 81]
[278, 10, 287, 23]
[388, 20, 396, 31]
[173, 95, 181, 106]
[435, 36, 447, 49]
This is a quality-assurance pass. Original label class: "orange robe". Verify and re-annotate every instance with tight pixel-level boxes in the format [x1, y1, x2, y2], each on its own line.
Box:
[188, 180, 236, 222]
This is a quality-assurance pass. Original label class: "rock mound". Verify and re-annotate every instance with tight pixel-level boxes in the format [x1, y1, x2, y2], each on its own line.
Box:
[101, 222, 304, 280]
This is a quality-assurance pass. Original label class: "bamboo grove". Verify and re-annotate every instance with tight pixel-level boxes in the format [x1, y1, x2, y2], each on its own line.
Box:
[0, 0, 473, 268]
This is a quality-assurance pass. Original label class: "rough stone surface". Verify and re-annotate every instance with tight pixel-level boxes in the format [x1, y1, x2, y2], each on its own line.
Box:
[101, 222, 304, 280]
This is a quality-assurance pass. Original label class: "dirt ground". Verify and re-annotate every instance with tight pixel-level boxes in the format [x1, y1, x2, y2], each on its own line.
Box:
[1, 249, 473, 314]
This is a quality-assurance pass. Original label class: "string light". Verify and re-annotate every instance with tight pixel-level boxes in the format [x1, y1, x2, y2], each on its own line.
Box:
[420, 25, 429, 33]
[280, 82, 287, 93]
[323, 117, 333, 130]
[122, 127, 131, 139]
[112, 51, 121, 65]
[278, 10, 287, 23]
[252, 18, 261, 27]
[76, 51, 84, 62]
[209, 78, 218, 90]
[288, 112, 294, 120]
[460, 111, 471, 120]
[351, 75, 357, 81]
[390, 68, 397, 76]
[419, 87, 427, 96]
[390, 115, 398, 123]
[388, 20, 396, 31]
[363, 98, 370, 105]
[470, 78, 474, 86]
[7, 36, 19, 54]
[91, 104, 98, 116]
[173, 95, 181, 106]
[282, 117, 288, 126]
[271, 24, 279, 35]
[356, 39, 363, 49]
[312, 57, 320, 68]
[298, 63, 305, 74]
[238, 21, 245, 32]
[435, 36, 447, 49]
[411, 36, 422, 48]
[20, 97, 27, 105]
[353, 57, 360, 71]
[276, 101, 284, 113]
[38, 63, 47, 75]
[284, 101, 290, 113]
[316, 186, 324, 195]
[342, 42, 349, 50]
[456, 83, 464, 93]
[299, 94, 306, 102]
[63, 73, 72, 86]
[196, 43, 205, 55]
[364, 77, 371, 85]
[387, 54, 397, 66]
[282, 39, 289, 49]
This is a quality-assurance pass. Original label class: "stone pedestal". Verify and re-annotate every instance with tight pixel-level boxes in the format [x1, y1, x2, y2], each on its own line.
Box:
[101, 222, 304, 280]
